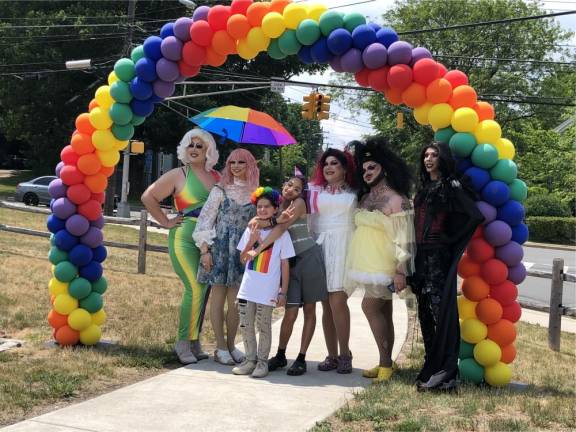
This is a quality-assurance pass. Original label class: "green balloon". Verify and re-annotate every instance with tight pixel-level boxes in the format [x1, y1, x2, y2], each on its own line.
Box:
[434, 127, 455, 144]
[267, 39, 286, 60]
[80, 292, 103, 313]
[471, 144, 499, 169]
[459, 358, 484, 384]
[109, 103, 133, 126]
[278, 30, 301, 56]
[296, 19, 321, 46]
[50, 234, 56, 246]
[509, 179, 528, 202]
[48, 247, 68, 265]
[92, 277, 108, 295]
[319, 10, 344, 36]
[112, 124, 135, 141]
[54, 261, 78, 283]
[69, 277, 92, 300]
[343, 12, 366, 33]
[131, 115, 146, 126]
[131, 45, 145, 63]
[490, 159, 518, 184]
[114, 58, 135, 82]
[110, 81, 133, 104]
[449, 132, 477, 158]
[459, 340, 474, 359]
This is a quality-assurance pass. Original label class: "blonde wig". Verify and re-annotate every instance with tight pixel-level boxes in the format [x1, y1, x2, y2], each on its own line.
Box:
[177, 128, 219, 171]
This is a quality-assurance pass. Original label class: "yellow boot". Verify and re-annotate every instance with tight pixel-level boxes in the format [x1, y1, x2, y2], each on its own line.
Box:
[362, 365, 380, 378]
[373, 366, 394, 383]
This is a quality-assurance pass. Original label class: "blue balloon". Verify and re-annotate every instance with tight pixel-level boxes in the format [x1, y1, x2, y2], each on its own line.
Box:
[130, 77, 154, 101]
[68, 244, 94, 267]
[376, 27, 398, 47]
[143, 36, 163, 61]
[368, 22, 381, 32]
[92, 245, 108, 263]
[497, 200, 525, 226]
[464, 167, 491, 192]
[327, 28, 352, 56]
[54, 229, 79, 252]
[50, 199, 55, 211]
[482, 181, 510, 207]
[352, 24, 377, 50]
[135, 58, 157, 82]
[298, 46, 314, 64]
[130, 99, 155, 117]
[80, 261, 103, 282]
[511, 222, 529, 244]
[160, 22, 175, 39]
[47, 215, 66, 234]
[456, 157, 473, 174]
[148, 94, 164, 104]
[311, 37, 333, 63]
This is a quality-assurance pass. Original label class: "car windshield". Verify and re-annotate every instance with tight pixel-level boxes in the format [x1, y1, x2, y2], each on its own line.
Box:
[34, 177, 56, 186]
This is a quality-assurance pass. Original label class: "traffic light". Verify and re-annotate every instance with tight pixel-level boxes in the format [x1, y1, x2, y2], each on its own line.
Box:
[130, 140, 145, 154]
[316, 94, 330, 120]
[302, 92, 316, 120]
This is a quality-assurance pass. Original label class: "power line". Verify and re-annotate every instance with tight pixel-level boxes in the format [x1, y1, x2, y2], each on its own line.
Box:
[433, 54, 575, 66]
[1, 23, 127, 30]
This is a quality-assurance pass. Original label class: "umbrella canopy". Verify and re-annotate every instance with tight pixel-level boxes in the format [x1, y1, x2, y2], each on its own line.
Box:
[190, 106, 296, 146]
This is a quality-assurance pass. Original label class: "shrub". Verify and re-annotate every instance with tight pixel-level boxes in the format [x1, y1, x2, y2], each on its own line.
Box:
[526, 217, 576, 245]
[525, 194, 571, 217]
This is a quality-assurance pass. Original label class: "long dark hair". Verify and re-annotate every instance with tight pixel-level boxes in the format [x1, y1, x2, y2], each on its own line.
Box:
[417, 142, 456, 187]
[310, 148, 357, 188]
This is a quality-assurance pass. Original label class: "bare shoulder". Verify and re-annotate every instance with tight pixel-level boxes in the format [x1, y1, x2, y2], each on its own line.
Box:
[388, 193, 412, 213]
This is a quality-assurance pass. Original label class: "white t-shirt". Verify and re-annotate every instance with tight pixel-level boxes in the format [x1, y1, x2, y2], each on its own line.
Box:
[237, 228, 295, 306]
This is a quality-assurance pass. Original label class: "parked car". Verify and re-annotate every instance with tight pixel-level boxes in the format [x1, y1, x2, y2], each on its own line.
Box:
[15, 176, 57, 206]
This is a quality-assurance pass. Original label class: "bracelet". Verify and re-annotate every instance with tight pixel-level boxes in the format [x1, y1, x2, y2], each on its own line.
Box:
[277, 292, 286, 297]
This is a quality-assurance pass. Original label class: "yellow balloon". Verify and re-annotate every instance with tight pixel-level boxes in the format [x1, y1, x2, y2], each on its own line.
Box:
[283, 3, 308, 29]
[262, 12, 286, 38]
[114, 139, 129, 151]
[473, 339, 502, 367]
[68, 308, 92, 331]
[457, 295, 477, 320]
[413, 102, 432, 125]
[97, 149, 120, 167]
[494, 137, 515, 160]
[91, 309, 107, 326]
[247, 27, 270, 52]
[108, 71, 119, 86]
[80, 324, 102, 346]
[461, 318, 487, 344]
[484, 361, 512, 387]
[49, 278, 69, 297]
[92, 130, 116, 151]
[451, 107, 479, 132]
[95, 86, 114, 110]
[307, 3, 328, 21]
[428, 103, 454, 129]
[89, 107, 113, 130]
[474, 119, 502, 144]
[53, 294, 79, 315]
[237, 38, 258, 60]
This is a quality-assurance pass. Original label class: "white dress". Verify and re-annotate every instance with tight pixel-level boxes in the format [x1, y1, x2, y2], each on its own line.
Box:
[309, 186, 357, 292]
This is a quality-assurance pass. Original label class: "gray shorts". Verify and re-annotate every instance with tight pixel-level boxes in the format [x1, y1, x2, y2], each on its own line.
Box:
[287, 244, 328, 308]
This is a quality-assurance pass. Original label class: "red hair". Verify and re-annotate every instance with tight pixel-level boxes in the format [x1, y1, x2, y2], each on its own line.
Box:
[310, 148, 357, 188]
[220, 149, 259, 191]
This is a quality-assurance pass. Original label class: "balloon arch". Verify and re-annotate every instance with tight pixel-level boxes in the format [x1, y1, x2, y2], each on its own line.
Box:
[45, 0, 528, 387]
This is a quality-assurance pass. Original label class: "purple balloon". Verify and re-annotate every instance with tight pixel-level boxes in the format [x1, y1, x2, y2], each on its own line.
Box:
[48, 179, 67, 199]
[496, 241, 524, 266]
[387, 41, 413, 65]
[476, 201, 497, 225]
[81, 226, 104, 248]
[484, 220, 512, 247]
[329, 56, 344, 72]
[340, 48, 364, 73]
[508, 262, 526, 285]
[193, 6, 210, 22]
[173, 17, 193, 42]
[55, 161, 64, 177]
[410, 47, 433, 66]
[362, 42, 387, 70]
[65, 214, 90, 237]
[160, 36, 183, 61]
[156, 58, 179, 82]
[153, 79, 176, 98]
[52, 198, 77, 220]
[91, 216, 105, 229]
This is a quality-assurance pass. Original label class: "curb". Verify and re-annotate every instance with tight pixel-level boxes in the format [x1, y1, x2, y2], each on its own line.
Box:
[524, 241, 575, 252]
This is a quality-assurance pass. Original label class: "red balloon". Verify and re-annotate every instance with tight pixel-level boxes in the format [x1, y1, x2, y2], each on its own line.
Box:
[490, 281, 518, 306]
[472, 225, 484, 239]
[60, 165, 85, 186]
[481, 259, 509, 285]
[67, 183, 92, 205]
[444, 70, 468, 89]
[502, 301, 521, 322]
[355, 68, 370, 87]
[78, 200, 103, 221]
[487, 319, 516, 347]
[208, 5, 231, 31]
[182, 41, 207, 66]
[91, 192, 105, 204]
[436, 62, 447, 78]
[458, 254, 481, 278]
[179, 60, 201, 78]
[466, 238, 494, 263]
[368, 67, 389, 92]
[231, 0, 253, 15]
[61, 145, 80, 166]
[55, 325, 80, 346]
[413, 58, 439, 86]
[387, 64, 413, 91]
[190, 20, 214, 47]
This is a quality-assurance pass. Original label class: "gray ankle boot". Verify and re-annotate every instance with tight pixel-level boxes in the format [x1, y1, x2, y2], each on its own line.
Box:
[190, 340, 209, 360]
[175, 340, 198, 364]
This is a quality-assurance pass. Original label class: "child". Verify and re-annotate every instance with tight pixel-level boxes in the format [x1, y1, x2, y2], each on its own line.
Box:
[233, 187, 295, 378]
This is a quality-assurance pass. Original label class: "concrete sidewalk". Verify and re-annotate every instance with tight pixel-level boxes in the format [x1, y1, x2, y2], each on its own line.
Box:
[3, 295, 408, 432]
[519, 308, 576, 333]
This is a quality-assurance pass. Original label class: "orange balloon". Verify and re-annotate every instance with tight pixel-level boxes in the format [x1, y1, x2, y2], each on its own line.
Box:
[401, 82, 426, 108]
[55, 325, 80, 346]
[270, 0, 291, 13]
[426, 78, 452, 104]
[205, 47, 227, 67]
[449, 85, 477, 109]
[500, 344, 516, 363]
[458, 254, 481, 278]
[88, 99, 99, 111]
[50, 294, 55, 305]
[99, 165, 115, 178]
[474, 101, 495, 121]
[71, 132, 95, 155]
[384, 87, 403, 105]
[227, 14, 252, 40]
[84, 172, 108, 193]
[246, 2, 270, 27]
[48, 309, 68, 329]
[212, 30, 237, 56]
[75, 113, 96, 135]
[77, 153, 103, 176]
[476, 298, 503, 325]
[462, 276, 490, 302]
[487, 319, 516, 347]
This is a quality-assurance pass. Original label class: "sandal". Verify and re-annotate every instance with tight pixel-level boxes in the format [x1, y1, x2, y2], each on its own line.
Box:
[214, 349, 235, 366]
[317, 356, 338, 372]
[337, 352, 353, 374]
[268, 354, 288, 371]
[287, 359, 307, 376]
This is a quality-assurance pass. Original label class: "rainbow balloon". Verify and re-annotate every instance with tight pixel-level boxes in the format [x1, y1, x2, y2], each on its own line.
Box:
[45, 0, 526, 386]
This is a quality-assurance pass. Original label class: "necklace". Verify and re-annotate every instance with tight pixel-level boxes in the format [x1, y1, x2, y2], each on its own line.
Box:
[325, 182, 348, 194]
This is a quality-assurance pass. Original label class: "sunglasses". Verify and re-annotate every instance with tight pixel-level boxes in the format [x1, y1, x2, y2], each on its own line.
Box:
[227, 160, 247, 164]
[188, 141, 204, 149]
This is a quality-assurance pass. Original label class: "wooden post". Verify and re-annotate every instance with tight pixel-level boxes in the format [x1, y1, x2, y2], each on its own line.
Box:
[548, 258, 564, 351]
[137, 210, 148, 274]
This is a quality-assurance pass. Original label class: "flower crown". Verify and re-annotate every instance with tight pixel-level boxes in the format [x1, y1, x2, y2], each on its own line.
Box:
[250, 186, 282, 207]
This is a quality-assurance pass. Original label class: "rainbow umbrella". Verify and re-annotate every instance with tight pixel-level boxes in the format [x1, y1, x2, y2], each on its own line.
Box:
[190, 105, 296, 146]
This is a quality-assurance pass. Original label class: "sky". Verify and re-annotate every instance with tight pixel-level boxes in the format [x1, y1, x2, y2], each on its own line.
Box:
[282, 0, 576, 149]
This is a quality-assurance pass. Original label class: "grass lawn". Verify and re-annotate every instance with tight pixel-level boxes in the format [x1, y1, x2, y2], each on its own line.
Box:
[0, 208, 220, 427]
[0, 170, 35, 200]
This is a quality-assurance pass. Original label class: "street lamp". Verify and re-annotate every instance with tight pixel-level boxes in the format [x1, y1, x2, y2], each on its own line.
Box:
[178, 0, 197, 9]
[65, 59, 91, 70]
